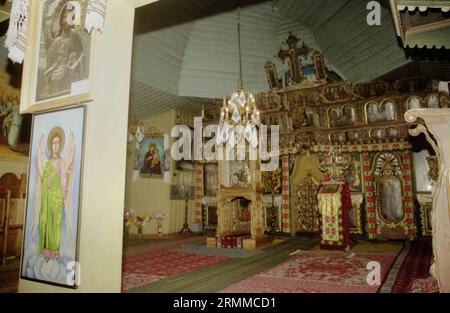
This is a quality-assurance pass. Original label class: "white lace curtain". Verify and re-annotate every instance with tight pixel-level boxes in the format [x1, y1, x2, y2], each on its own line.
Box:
[4, 0, 108, 64]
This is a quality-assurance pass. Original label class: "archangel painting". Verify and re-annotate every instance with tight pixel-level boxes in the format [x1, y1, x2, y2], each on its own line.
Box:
[21, 106, 85, 288]
[35, 0, 91, 103]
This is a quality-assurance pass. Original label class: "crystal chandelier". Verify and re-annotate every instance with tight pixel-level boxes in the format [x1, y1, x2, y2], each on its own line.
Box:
[216, 6, 260, 148]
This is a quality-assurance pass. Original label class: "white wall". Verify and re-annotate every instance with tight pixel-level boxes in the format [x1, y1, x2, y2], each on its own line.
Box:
[19, 0, 135, 292]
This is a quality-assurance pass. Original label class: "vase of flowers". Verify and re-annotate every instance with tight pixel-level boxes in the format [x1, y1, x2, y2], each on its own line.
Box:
[134, 213, 151, 237]
[124, 208, 136, 237]
[153, 211, 166, 237]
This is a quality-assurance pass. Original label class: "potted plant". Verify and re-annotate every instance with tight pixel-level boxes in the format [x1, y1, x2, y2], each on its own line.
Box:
[134, 213, 151, 237]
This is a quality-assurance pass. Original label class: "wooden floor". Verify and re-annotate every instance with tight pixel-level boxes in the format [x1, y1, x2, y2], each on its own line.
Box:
[0, 229, 22, 293]
[0, 260, 20, 293]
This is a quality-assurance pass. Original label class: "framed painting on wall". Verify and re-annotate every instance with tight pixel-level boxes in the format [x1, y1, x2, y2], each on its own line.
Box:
[204, 163, 218, 197]
[139, 136, 165, 178]
[21, 105, 86, 288]
[21, 0, 95, 113]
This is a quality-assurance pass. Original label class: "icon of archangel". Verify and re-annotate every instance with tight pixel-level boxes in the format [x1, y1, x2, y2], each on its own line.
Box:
[29, 127, 76, 261]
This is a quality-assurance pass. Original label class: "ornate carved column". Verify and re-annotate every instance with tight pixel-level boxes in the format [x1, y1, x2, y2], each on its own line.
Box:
[405, 108, 450, 292]
[193, 163, 203, 232]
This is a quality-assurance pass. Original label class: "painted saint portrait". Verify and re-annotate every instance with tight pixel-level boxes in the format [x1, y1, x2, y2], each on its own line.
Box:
[22, 106, 85, 288]
[204, 163, 218, 197]
[345, 153, 362, 192]
[35, 0, 91, 103]
[312, 52, 327, 81]
[139, 136, 164, 178]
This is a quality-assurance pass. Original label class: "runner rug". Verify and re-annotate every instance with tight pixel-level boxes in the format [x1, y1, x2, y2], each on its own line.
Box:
[122, 250, 230, 291]
[221, 250, 396, 293]
[391, 240, 438, 293]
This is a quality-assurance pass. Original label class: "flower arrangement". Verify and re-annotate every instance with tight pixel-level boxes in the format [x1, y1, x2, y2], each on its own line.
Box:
[134, 213, 151, 236]
[153, 211, 166, 237]
[124, 208, 136, 236]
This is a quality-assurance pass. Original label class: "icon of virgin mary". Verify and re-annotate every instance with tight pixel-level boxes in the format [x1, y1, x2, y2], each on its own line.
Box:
[29, 127, 76, 261]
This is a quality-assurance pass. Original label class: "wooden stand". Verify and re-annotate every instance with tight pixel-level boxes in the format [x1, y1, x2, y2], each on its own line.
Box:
[178, 199, 193, 234]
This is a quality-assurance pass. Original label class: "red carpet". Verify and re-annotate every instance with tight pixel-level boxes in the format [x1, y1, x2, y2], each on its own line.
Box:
[391, 240, 437, 293]
[122, 250, 230, 291]
[221, 251, 395, 293]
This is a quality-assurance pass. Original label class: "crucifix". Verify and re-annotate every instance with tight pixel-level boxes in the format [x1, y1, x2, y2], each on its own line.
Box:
[319, 146, 350, 182]
[278, 33, 310, 84]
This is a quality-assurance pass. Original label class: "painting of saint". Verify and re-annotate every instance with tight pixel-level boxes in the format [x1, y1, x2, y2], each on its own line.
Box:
[313, 52, 327, 81]
[345, 154, 362, 192]
[0, 37, 31, 154]
[349, 207, 359, 228]
[22, 106, 85, 288]
[139, 136, 164, 178]
[378, 176, 404, 222]
[34, 0, 91, 103]
[204, 163, 218, 197]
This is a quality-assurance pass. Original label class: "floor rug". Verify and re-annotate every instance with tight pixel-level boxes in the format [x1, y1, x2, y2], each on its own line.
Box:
[129, 237, 318, 293]
[380, 243, 409, 293]
[122, 250, 230, 291]
[391, 240, 435, 293]
[123, 235, 206, 257]
[221, 250, 396, 293]
[409, 276, 439, 293]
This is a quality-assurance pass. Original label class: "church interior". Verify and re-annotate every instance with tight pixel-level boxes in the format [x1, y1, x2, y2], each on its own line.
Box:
[1, 0, 450, 294]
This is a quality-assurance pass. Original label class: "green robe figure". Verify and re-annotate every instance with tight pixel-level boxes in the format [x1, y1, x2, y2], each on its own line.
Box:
[39, 159, 65, 260]
[31, 127, 76, 261]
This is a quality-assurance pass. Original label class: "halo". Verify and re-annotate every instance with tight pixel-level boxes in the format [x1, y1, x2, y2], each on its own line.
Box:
[48, 127, 66, 155]
[48, 0, 86, 39]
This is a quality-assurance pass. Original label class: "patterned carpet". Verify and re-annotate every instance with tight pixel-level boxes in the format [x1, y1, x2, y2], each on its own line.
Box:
[128, 237, 318, 293]
[123, 235, 206, 257]
[122, 250, 230, 291]
[220, 250, 396, 293]
[391, 240, 438, 293]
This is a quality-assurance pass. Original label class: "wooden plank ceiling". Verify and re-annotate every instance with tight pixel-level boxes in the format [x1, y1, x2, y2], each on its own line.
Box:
[130, 0, 418, 118]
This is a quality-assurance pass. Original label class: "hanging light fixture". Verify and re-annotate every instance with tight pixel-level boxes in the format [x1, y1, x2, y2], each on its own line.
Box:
[216, 6, 260, 149]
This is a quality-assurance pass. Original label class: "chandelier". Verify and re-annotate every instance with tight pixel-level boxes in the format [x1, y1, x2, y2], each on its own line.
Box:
[216, 6, 260, 148]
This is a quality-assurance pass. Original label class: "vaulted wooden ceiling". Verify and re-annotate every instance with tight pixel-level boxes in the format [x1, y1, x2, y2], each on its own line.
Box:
[130, 0, 447, 118]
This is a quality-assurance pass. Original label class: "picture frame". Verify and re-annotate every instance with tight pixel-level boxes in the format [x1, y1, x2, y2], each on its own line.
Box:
[349, 194, 363, 235]
[312, 51, 327, 81]
[264, 61, 282, 91]
[263, 204, 281, 231]
[203, 163, 218, 197]
[21, 105, 86, 288]
[202, 205, 218, 230]
[20, 0, 95, 113]
[345, 153, 362, 193]
[139, 135, 165, 178]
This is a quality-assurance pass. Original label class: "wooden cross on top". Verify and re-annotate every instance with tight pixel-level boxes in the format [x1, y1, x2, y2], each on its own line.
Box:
[278, 32, 311, 84]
